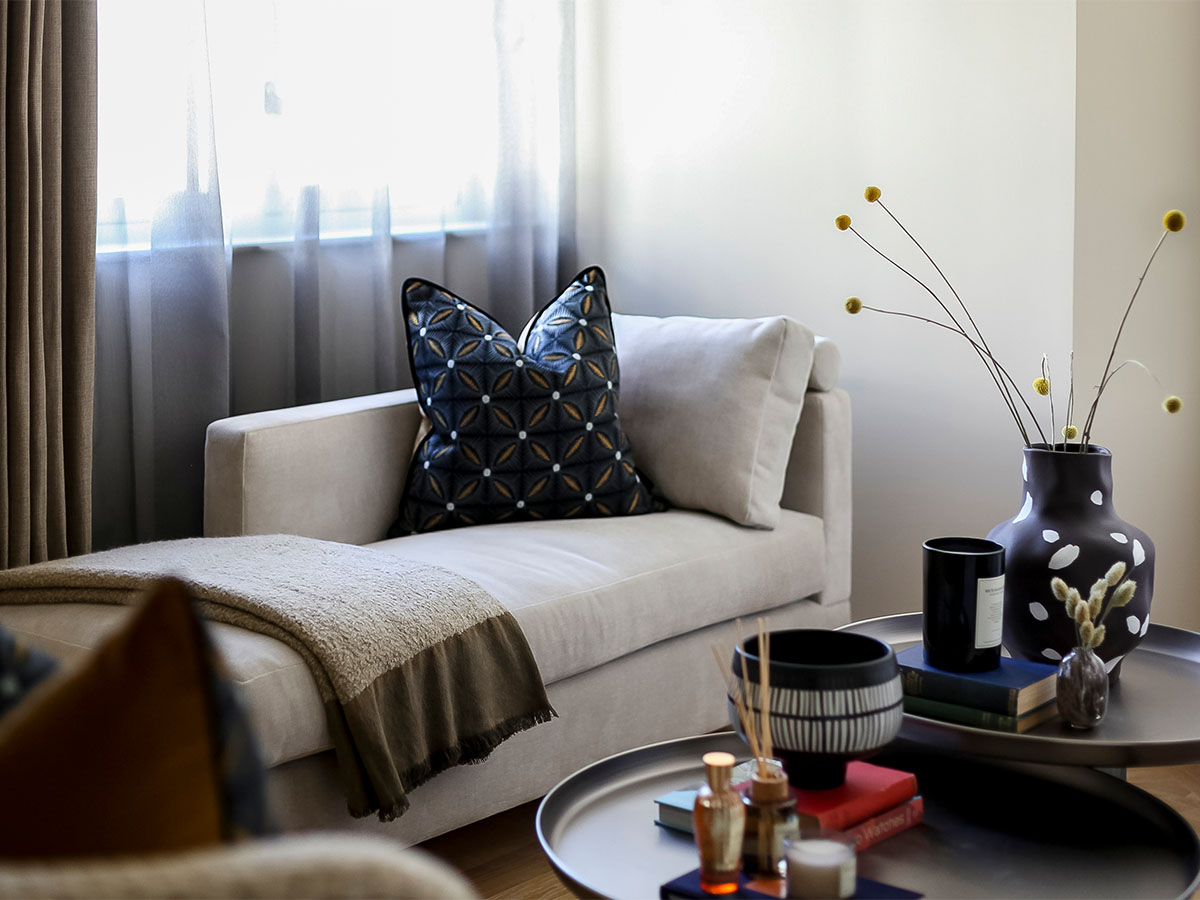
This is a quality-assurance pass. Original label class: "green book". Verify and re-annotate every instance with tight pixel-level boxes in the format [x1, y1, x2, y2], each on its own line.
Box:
[902, 695, 1059, 732]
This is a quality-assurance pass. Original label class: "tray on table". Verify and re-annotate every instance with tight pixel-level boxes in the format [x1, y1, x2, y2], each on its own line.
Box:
[839, 613, 1200, 767]
[536, 733, 1200, 900]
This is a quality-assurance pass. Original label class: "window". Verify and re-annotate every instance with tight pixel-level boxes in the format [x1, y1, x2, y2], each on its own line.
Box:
[96, 0, 502, 253]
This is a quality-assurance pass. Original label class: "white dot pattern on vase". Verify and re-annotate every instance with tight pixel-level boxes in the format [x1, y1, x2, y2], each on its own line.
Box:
[516, 500, 525, 509]
[1048, 544, 1080, 570]
[449, 430, 457, 440]
[446, 502, 455, 511]
[1029, 602, 1049, 621]
[606, 381, 613, 390]
[419, 327, 427, 336]
[1140, 616, 1150, 636]
[1042, 648, 1062, 661]
[423, 461, 429, 470]
[1126, 615, 1140, 634]
[1111, 532, 1128, 544]
[1022, 457, 1028, 481]
[484, 334, 493, 342]
[552, 463, 560, 472]
[518, 430, 527, 440]
[572, 352, 581, 360]
[1090, 490, 1103, 505]
[578, 318, 587, 326]
[1013, 492, 1033, 523]
[456, 303, 465, 311]
[1132, 539, 1146, 566]
[584, 285, 594, 292]
[615, 451, 622, 460]
[585, 422, 593, 431]
[552, 391, 560, 400]
[585, 493, 593, 501]
[515, 359, 524, 368]
[1042, 529, 1059, 542]
[482, 395, 490, 404]
[447, 359, 455, 369]
[1104, 654, 1125, 673]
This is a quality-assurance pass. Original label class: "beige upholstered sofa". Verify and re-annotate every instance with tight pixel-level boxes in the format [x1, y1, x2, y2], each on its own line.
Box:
[1, 317, 852, 848]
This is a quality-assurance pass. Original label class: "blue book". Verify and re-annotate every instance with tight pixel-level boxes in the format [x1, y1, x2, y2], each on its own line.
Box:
[896, 645, 1057, 716]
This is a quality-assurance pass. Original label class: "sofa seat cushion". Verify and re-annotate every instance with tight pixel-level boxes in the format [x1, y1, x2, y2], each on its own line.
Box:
[0, 509, 824, 770]
[369, 507, 826, 686]
[0, 603, 328, 770]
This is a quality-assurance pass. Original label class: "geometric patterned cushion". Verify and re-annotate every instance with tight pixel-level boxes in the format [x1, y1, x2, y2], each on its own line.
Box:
[391, 266, 658, 535]
[0, 625, 57, 720]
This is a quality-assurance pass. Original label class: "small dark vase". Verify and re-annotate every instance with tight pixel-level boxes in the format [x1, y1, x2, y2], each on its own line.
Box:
[1056, 646, 1109, 729]
[987, 444, 1153, 679]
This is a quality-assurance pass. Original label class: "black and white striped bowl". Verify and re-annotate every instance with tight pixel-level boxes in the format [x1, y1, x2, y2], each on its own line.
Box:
[729, 629, 902, 789]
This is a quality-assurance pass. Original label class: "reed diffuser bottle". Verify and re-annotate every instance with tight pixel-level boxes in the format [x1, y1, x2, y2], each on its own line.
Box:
[743, 762, 799, 878]
[693, 751, 746, 895]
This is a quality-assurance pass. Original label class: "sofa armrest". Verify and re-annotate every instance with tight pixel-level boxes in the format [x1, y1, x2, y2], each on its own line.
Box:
[0, 834, 477, 899]
[205, 390, 423, 544]
[781, 387, 852, 607]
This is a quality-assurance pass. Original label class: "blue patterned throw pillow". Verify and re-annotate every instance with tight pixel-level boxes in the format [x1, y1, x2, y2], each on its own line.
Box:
[393, 266, 657, 534]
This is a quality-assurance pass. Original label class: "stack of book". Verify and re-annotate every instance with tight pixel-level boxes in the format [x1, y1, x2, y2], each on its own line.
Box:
[896, 645, 1059, 732]
[654, 760, 923, 851]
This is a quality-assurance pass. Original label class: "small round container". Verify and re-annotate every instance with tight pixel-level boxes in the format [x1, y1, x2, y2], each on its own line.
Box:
[784, 832, 856, 899]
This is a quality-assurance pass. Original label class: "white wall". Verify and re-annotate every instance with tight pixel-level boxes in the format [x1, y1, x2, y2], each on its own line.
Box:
[577, 0, 1077, 621]
[1074, 0, 1200, 630]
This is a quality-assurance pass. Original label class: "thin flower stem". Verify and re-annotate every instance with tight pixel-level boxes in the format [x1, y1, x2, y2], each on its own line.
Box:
[1082, 229, 1170, 450]
[1042, 356, 1056, 449]
[876, 198, 1014, 422]
[850, 227, 1044, 444]
[1066, 350, 1075, 445]
[862, 304, 1031, 443]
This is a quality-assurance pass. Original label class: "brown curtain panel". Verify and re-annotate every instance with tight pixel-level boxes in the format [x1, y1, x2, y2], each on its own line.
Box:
[0, 1, 97, 569]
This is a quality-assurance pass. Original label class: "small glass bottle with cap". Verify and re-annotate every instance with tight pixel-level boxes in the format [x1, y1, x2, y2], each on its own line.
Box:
[742, 761, 800, 878]
[693, 751, 746, 895]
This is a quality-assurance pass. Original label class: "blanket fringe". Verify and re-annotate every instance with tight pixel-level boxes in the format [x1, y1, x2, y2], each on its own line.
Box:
[361, 705, 558, 822]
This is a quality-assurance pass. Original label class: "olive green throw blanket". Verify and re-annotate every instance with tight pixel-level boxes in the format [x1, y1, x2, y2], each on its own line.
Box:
[0, 535, 554, 821]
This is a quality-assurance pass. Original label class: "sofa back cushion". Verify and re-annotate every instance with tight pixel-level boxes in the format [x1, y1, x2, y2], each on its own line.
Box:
[393, 267, 657, 534]
[612, 313, 815, 529]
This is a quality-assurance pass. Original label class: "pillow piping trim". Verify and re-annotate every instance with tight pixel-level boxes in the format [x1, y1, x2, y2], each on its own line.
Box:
[741, 320, 791, 528]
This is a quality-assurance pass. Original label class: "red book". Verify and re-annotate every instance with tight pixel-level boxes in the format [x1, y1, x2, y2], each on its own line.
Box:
[841, 795, 925, 850]
[790, 761, 918, 830]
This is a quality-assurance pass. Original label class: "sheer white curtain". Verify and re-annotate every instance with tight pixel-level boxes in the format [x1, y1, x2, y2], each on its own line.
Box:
[93, 0, 575, 548]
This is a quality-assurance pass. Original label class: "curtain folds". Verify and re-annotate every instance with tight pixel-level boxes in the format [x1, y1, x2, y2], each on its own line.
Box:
[93, 0, 576, 549]
[1, 0, 98, 569]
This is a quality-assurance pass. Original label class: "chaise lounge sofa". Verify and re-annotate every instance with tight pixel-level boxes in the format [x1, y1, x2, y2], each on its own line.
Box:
[0, 314, 852, 847]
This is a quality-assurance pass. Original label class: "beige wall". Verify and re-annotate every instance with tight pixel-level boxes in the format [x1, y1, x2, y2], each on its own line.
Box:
[1074, 0, 1200, 630]
[577, 0, 1077, 621]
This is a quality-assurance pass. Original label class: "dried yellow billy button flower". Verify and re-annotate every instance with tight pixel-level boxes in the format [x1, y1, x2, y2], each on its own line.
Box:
[1164, 395, 1183, 414]
[835, 215, 852, 231]
[844, 297, 863, 315]
[1032, 377, 1050, 396]
[1163, 209, 1187, 232]
[864, 186, 882, 203]
[1062, 424, 1078, 440]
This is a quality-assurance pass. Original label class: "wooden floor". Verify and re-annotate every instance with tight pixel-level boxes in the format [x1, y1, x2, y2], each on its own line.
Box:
[421, 763, 1200, 899]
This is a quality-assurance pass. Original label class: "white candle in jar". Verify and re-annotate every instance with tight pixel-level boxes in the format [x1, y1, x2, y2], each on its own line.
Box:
[786, 836, 856, 899]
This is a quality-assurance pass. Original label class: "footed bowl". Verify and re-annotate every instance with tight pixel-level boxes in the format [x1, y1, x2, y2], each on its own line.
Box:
[730, 628, 902, 789]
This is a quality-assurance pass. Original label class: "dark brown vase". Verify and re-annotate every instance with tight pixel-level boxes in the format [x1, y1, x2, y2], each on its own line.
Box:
[986, 444, 1154, 679]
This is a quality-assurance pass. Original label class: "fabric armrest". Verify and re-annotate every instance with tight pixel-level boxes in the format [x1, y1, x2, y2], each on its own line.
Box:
[204, 390, 423, 545]
[0, 834, 477, 899]
[780, 387, 852, 606]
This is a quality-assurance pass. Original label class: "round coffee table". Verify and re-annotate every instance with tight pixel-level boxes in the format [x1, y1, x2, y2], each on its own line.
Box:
[838, 614, 1200, 767]
[537, 733, 1200, 899]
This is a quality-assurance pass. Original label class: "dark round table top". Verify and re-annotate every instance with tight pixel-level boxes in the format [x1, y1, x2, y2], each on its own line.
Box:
[536, 733, 1200, 899]
[839, 613, 1200, 767]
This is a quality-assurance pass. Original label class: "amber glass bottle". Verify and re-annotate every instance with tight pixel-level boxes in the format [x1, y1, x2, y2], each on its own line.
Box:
[742, 765, 799, 878]
[693, 751, 746, 895]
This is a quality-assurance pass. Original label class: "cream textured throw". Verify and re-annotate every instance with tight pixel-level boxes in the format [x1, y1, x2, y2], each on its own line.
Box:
[0, 535, 554, 820]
